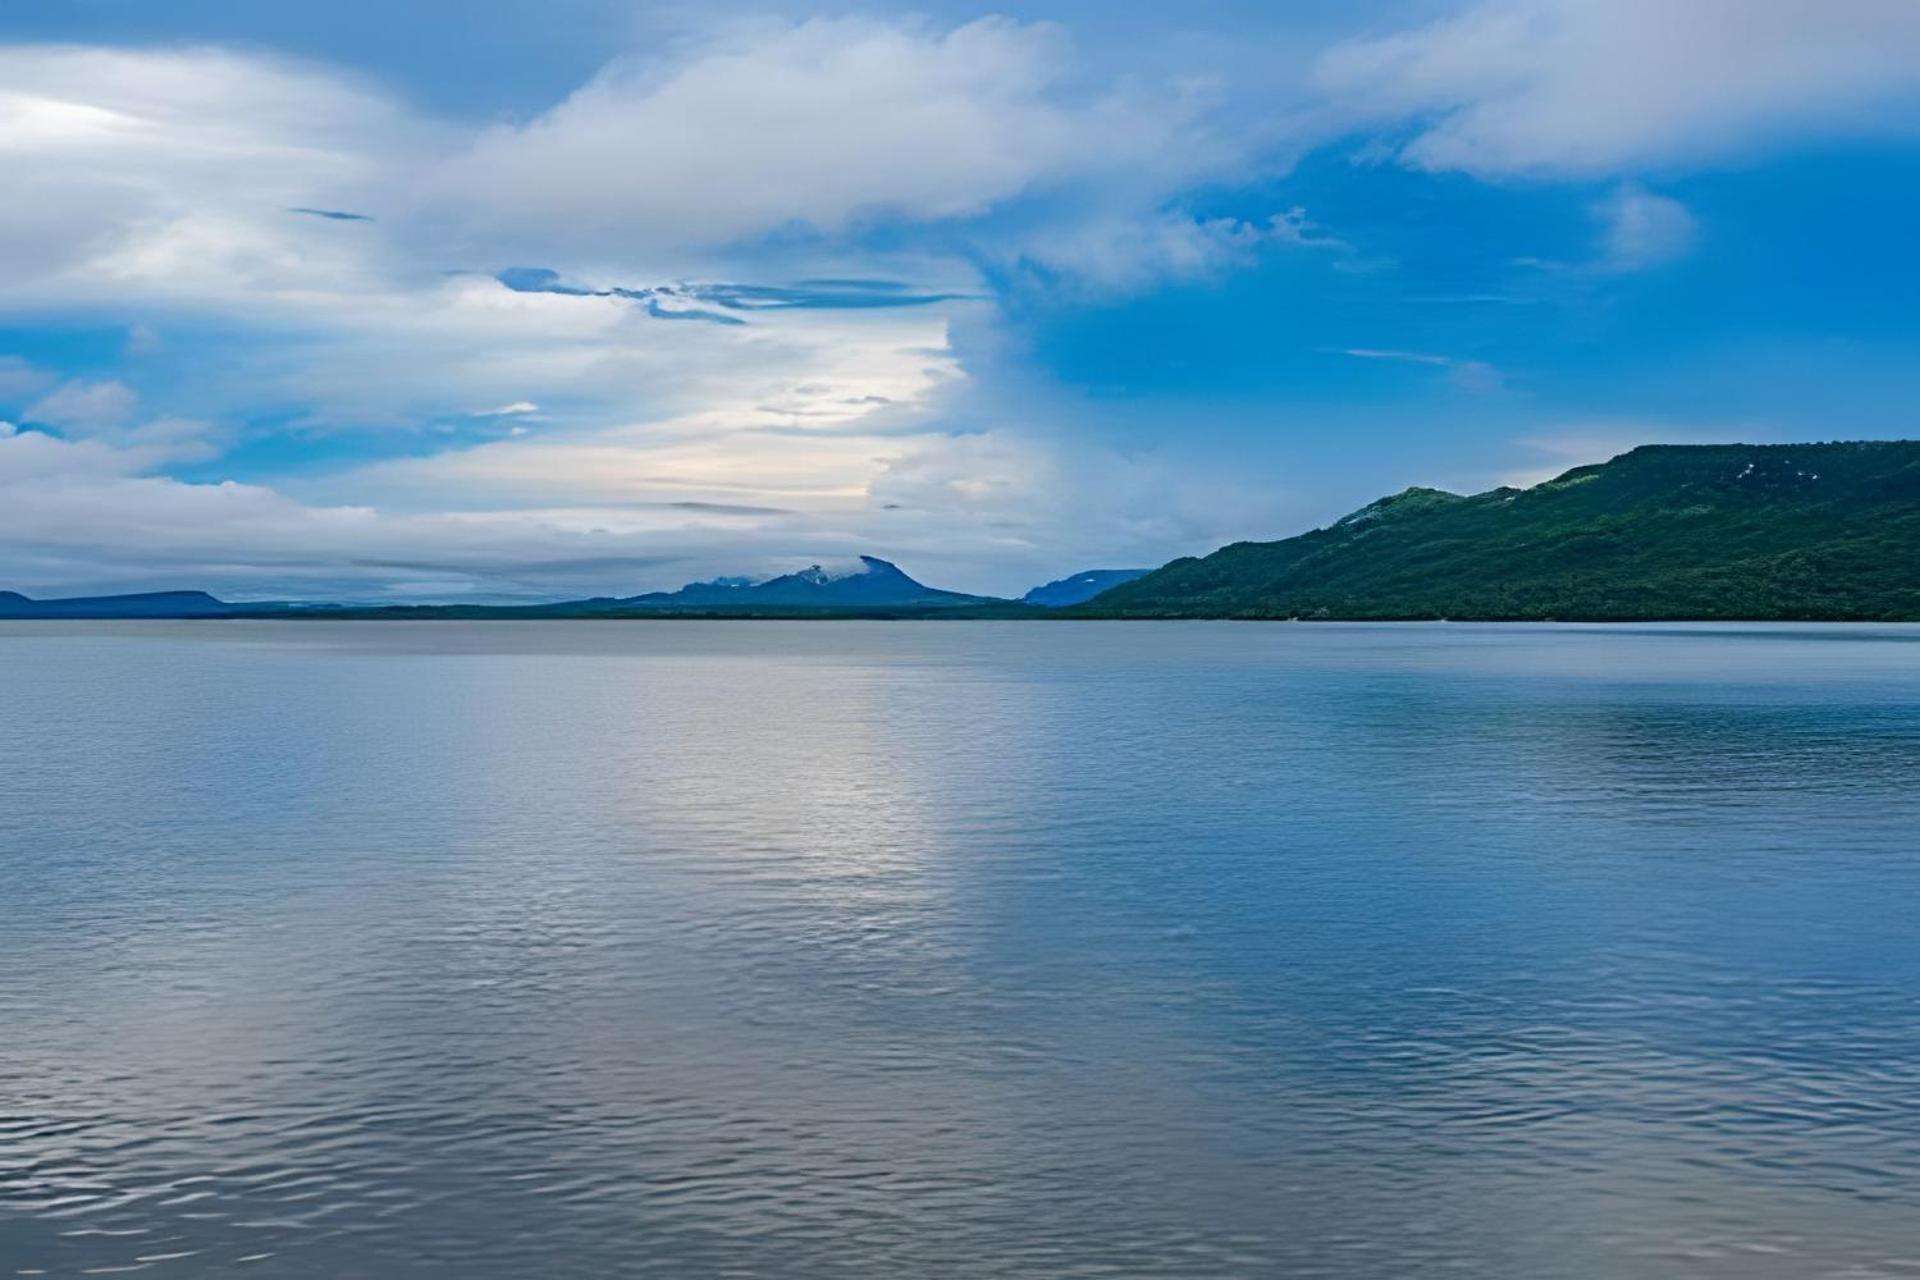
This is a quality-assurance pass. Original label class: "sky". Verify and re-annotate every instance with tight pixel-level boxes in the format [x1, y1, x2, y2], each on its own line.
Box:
[2, 0, 1918, 601]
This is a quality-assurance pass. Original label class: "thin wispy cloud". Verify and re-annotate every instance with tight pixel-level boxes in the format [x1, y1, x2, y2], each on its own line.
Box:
[1336, 348, 1504, 393]
[494, 268, 967, 325]
[0, 355, 53, 402]
[1594, 184, 1696, 272]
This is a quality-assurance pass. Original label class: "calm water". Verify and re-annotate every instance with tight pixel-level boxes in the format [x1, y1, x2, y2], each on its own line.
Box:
[2, 622, 1918, 1279]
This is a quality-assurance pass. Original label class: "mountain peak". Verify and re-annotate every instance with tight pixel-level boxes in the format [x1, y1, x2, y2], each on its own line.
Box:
[792, 556, 898, 585]
[604, 555, 988, 611]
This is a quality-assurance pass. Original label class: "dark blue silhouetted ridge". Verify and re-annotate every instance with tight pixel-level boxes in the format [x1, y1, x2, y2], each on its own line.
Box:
[0, 590, 239, 619]
[1021, 569, 1151, 608]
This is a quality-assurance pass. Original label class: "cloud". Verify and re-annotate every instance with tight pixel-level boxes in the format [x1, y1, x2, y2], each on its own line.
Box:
[357, 423, 912, 510]
[21, 378, 223, 465]
[123, 323, 164, 357]
[862, 429, 1293, 585]
[1315, 0, 1920, 176]
[1337, 348, 1505, 393]
[0, 41, 984, 464]
[0, 31, 1291, 601]
[0, 26, 1261, 457]
[425, 16, 1224, 250]
[1594, 183, 1695, 272]
[0, 423, 811, 598]
[999, 207, 1344, 295]
[25, 378, 138, 431]
[0, 45, 417, 298]
[0, 411, 1280, 600]
[0, 35, 1187, 459]
[0, 355, 54, 402]
[0, 424, 143, 482]
[16, 21, 1773, 602]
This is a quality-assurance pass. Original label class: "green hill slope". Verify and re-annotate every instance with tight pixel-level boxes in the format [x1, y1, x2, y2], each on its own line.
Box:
[1083, 441, 1920, 620]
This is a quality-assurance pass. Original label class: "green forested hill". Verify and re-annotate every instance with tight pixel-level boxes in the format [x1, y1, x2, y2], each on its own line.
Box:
[1083, 442, 1920, 620]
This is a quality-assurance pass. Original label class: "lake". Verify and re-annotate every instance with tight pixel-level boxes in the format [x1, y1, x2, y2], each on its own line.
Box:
[2, 621, 1917, 1278]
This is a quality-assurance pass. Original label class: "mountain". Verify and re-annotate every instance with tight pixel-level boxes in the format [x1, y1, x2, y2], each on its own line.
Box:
[0, 590, 240, 619]
[14, 445, 1914, 623]
[1085, 441, 1920, 621]
[580, 556, 995, 612]
[0, 559, 1000, 621]
[1021, 569, 1151, 608]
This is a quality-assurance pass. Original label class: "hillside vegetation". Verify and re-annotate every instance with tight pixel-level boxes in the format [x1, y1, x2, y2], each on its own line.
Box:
[1083, 442, 1920, 620]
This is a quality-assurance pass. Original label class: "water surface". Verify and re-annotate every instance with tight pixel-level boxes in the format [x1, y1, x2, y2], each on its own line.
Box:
[2, 622, 1917, 1278]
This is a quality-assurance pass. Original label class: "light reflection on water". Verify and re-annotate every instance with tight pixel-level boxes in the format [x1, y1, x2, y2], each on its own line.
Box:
[1, 621, 1917, 1278]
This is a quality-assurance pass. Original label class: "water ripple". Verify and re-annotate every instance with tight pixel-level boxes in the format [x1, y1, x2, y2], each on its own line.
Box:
[2, 621, 1917, 1277]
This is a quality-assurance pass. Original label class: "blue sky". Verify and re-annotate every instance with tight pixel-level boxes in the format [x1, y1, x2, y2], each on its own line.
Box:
[2, 1, 1917, 600]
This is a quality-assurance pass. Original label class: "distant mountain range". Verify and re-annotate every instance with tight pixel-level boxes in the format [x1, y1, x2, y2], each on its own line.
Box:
[1021, 569, 1150, 608]
[575, 555, 991, 611]
[1084, 441, 1920, 620]
[5, 443, 1916, 621]
[0, 558, 1014, 620]
[0, 590, 239, 619]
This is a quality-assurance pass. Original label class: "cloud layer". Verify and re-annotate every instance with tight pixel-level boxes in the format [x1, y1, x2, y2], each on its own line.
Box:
[0, 16, 1300, 598]
[3, 3, 1918, 599]
[1316, 0, 1920, 176]
[428, 17, 1221, 248]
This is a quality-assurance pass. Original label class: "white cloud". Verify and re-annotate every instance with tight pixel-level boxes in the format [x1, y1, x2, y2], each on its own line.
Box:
[1315, 0, 1920, 176]
[0, 29, 1238, 444]
[20, 379, 223, 466]
[426, 17, 1222, 250]
[0, 40, 994, 468]
[0, 355, 54, 402]
[0, 424, 788, 597]
[1594, 183, 1695, 272]
[359, 424, 908, 512]
[25, 378, 137, 431]
[1338, 347, 1505, 393]
[0, 423, 164, 482]
[0, 414, 1284, 600]
[0, 45, 417, 297]
[862, 429, 1293, 588]
[19, 17, 1739, 601]
[20, 16, 1838, 601]
[1003, 207, 1340, 294]
[123, 323, 164, 357]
